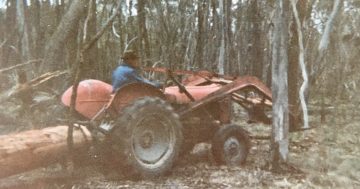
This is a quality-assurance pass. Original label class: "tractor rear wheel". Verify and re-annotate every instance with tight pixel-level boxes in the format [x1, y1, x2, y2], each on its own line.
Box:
[111, 97, 183, 179]
[211, 124, 251, 166]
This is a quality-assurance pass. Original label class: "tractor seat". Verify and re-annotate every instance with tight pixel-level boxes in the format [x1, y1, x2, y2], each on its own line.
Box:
[164, 84, 221, 104]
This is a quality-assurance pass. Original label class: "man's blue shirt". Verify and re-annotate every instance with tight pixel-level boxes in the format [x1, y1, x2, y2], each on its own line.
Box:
[112, 64, 156, 93]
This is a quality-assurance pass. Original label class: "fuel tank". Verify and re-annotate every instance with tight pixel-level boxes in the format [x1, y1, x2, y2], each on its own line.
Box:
[61, 79, 112, 119]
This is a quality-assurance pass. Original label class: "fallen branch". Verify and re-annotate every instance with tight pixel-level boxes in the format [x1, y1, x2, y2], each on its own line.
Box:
[0, 70, 68, 103]
[12, 70, 68, 96]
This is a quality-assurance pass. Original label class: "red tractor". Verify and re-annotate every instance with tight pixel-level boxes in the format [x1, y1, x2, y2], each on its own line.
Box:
[61, 69, 273, 178]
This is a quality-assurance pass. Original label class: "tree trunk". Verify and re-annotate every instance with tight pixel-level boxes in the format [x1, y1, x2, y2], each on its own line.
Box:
[137, 0, 151, 67]
[309, 0, 342, 86]
[288, 0, 307, 130]
[55, 0, 65, 26]
[270, 0, 290, 172]
[83, 0, 98, 79]
[127, 0, 135, 45]
[249, 0, 263, 79]
[30, 0, 42, 59]
[195, 0, 206, 69]
[210, 0, 218, 71]
[217, 0, 225, 74]
[290, 0, 309, 129]
[1, 0, 17, 68]
[15, 0, 33, 117]
[42, 0, 86, 72]
[0, 126, 92, 179]
[224, 0, 232, 73]
[16, 0, 30, 61]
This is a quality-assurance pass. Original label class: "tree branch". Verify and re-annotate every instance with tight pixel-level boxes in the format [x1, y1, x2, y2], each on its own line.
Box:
[0, 59, 43, 74]
[318, 0, 342, 52]
[82, 0, 95, 41]
[112, 21, 121, 38]
[124, 36, 138, 52]
[82, 2, 121, 52]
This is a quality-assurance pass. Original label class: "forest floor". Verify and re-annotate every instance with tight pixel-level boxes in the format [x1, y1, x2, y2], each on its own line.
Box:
[0, 102, 359, 189]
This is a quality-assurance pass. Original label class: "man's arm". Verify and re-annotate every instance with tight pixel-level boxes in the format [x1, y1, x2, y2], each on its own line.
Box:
[127, 69, 161, 88]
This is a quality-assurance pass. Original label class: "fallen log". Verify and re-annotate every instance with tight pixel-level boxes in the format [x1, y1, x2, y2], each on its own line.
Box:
[0, 125, 92, 179]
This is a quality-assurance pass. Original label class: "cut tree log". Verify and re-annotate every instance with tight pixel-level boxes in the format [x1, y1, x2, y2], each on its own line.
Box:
[0, 125, 92, 179]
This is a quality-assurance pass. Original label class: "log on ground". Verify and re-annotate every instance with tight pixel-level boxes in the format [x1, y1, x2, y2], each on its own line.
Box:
[0, 125, 92, 179]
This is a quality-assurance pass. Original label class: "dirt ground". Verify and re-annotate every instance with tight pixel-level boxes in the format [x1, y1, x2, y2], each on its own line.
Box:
[0, 103, 359, 189]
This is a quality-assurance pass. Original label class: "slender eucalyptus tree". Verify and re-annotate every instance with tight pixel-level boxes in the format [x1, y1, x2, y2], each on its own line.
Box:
[270, 0, 290, 171]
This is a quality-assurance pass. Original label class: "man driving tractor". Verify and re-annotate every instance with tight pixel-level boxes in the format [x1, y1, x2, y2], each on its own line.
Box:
[112, 50, 160, 93]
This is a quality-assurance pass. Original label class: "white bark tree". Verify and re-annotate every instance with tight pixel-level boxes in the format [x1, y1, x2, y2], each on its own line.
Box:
[309, 0, 342, 85]
[218, 0, 225, 74]
[270, 0, 290, 171]
[290, 0, 308, 129]
[318, 0, 342, 52]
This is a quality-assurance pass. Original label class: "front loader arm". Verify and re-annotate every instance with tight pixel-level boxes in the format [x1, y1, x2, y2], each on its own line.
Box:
[178, 76, 272, 117]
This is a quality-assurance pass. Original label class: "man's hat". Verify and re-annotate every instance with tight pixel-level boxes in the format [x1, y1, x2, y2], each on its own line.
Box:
[121, 50, 139, 60]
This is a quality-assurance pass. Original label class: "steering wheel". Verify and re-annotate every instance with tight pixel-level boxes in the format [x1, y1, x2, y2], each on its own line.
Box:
[165, 69, 195, 102]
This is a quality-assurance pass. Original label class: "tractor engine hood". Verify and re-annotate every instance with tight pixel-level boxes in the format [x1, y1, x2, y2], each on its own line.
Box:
[164, 84, 222, 104]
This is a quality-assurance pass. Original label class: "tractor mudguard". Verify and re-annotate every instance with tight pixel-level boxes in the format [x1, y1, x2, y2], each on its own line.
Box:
[109, 82, 166, 114]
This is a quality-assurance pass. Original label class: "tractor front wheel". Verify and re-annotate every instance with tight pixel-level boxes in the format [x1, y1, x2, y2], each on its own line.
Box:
[211, 124, 251, 166]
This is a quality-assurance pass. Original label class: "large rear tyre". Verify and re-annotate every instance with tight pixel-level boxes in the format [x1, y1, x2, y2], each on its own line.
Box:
[211, 124, 251, 166]
[111, 97, 183, 179]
